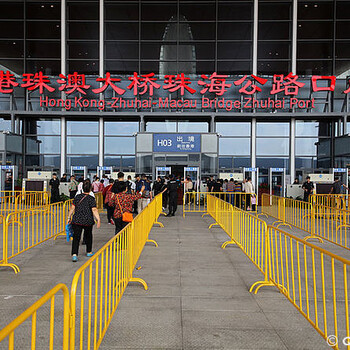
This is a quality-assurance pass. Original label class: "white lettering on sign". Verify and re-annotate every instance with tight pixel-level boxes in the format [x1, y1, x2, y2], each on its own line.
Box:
[157, 139, 172, 147]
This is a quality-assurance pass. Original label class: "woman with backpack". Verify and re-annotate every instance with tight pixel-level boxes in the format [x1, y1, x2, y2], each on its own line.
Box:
[67, 179, 101, 262]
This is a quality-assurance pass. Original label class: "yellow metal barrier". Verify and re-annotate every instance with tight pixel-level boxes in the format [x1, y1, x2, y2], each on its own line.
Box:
[267, 226, 350, 350]
[206, 194, 273, 293]
[262, 194, 350, 250]
[183, 191, 257, 217]
[0, 201, 66, 273]
[15, 191, 50, 211]
[95, 192, 104, 212]
[311, 194, 349, 209]
[203, 194, 350, 349]
[69, 193, 163, 350]
[0, 283, 70, 350]
[314, 203, 350, 250]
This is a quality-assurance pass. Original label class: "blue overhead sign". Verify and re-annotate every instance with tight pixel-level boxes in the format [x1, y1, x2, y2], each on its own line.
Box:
[334, 168, 347, 172]
[271, 168, 284, 172]
[72, 166, 85, 170]
[153, 134, 201, 153]
[245, 167, 257, 172]
[97, 166, 112, 171]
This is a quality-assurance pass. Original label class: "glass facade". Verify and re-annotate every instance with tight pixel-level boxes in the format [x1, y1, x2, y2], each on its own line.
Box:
[0, 0, 348, 178]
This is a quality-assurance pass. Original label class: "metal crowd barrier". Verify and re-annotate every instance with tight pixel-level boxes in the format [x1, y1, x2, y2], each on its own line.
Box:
[205, 194, 350, 349]
[0, 191, 49, 216]
[266, 226, 350, 350]
[0, 283, 70, 350]
[69, 193, 163, 349]
[0, 194, 164, 349]
[0, 201, 66, 273]
[94, 192, 104, 212]
[311, 194, 349, 209]
[261, 194, 350, 251]
[183, 191, 257, 217]
[206, 194, 272, 292]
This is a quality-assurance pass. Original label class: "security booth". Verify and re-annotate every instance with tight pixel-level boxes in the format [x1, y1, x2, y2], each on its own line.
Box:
[156, 166, 171, 179]
[269, 167, 286, 197]
[71, 166, 87, 180]
[184, 166, 200, 191]
[332, 168, 348, 194]
[243, 167, 259, 204]
[0, 165, 17, 192]
[97, 166, 113, 179]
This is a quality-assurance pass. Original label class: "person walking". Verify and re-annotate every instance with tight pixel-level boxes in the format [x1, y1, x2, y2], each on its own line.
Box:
[164, 175, 180, 216]
[109, 182, 145, 234]
[67, 179, 101, 262]
[302, 176, 314, 202]
[137, 174, 152, 213]
[207, 176, 215, 192]
[104, 178, 115, 224]
[92, 177, 101, 193]
[226, 178, 235, 205]
[49, 173, 60, 203]
[153, 176, 163, 196]
[68, 175, 79, 199]
[244, 177, 254, 211]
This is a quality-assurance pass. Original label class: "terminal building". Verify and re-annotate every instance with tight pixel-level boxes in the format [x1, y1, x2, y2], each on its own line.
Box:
[0, 0, 349, 187]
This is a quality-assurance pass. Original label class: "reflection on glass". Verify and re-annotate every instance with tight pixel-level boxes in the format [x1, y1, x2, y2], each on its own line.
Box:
[216, 122, 251, 136]
[178, 122, 208, 132]
[67, 155, 98, 169]
[296, 121, 319, 136]
[37, 136, 60, 154]
[27, 119, 60, 135]
[146, 121, 176, 132]
[257, 122, 290, 136]
[104, 156, 121, 168]
[67, 121, 98, 135]
[256, 157, 289, 170]
[201, 153, 217, 173]
[137, 154, 152, 173]
[105, 122, 139, 136]
[296, 157, 317, 169]
[257, 138, 289, 156]
[104, 137, 135, 155]
[219, 138, 250, 156]
[295, 138, 318, 156]
[67, 136, 98, 154]
[0, 118, 11, 132]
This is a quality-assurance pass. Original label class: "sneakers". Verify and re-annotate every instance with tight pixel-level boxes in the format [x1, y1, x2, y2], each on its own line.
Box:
[110, 219, 115, 225]
[72, 255, 78, 262]
[86, 252, 94, 257]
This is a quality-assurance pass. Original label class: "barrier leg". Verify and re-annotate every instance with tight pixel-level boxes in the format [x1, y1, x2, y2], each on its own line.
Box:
[201, 212, 209, 217]
[276, 223, 292, 230]
[249, 279, 275, 294]
[209, 222, 220, 229]
[0, 262, 20, 274]
[303, 235, 324, 243]
[258, 213, 268, 218]
[154, 221, 164, 228]
[146, 239, 158, 247]
[272, 220, 283, 226]
[129, 277, 148, 290]
[221, 240, 236, 249]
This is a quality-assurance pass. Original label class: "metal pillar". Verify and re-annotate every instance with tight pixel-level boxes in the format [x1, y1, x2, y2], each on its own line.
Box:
[290, 118, 296, 181]
[60, 0, 66, 176]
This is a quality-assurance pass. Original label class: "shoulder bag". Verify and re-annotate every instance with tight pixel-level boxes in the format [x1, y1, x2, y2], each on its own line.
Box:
[116, 194, 133, 222]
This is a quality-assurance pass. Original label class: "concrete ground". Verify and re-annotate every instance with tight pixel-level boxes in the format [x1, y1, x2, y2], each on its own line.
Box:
[99, 211, 329, 350]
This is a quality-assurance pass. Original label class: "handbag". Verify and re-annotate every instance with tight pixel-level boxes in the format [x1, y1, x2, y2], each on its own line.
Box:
[65, 223, 74, 242]
[116, 194, 133, 223]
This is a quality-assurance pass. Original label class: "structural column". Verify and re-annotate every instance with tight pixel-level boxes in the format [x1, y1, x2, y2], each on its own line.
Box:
[251, 0, 258, 170]
[60, 0, 66, 176]
[98, 0, 104, 168]
[289, 0, 297, 180]
[290, 118, 296, 181]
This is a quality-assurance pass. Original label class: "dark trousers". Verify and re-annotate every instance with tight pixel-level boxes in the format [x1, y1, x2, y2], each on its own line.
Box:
[107, 205, 114, 223]
[71, 224, 93, 255]
[113, 217, 128, 235]
[51, 190, 60, 203]
[168, 193, 178, 214]
[133, 200, 138, 214]
[70, 190, 77, 199]
[163, 192, 168, 209]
